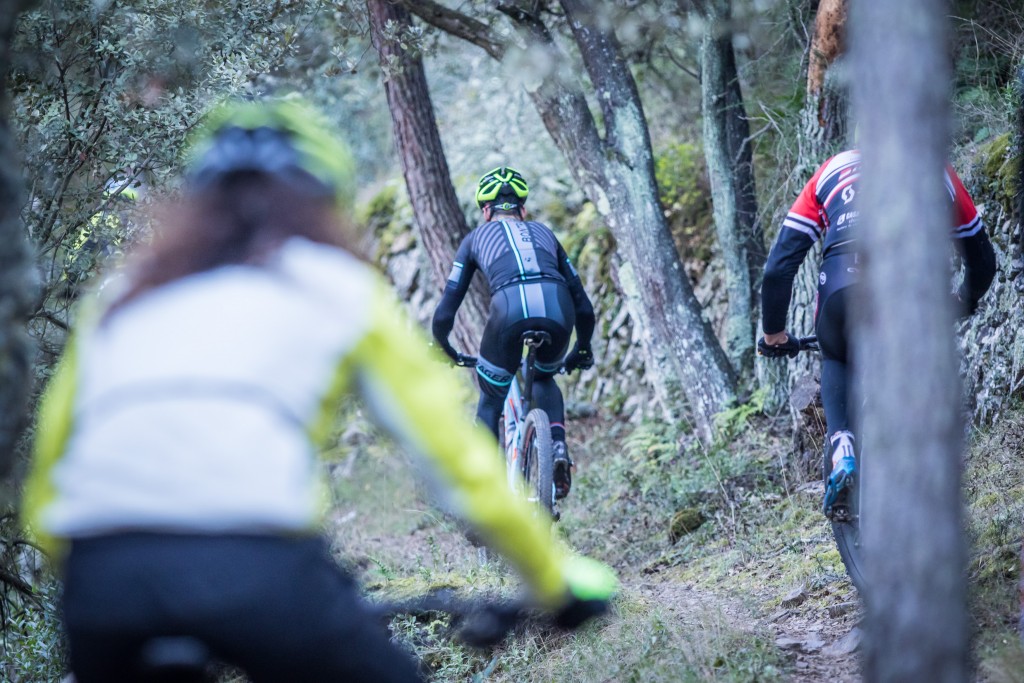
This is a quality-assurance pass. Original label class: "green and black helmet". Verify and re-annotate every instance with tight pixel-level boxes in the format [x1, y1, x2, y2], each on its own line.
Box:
[475, 166, 529, 211]
[185, 98, 356, 209]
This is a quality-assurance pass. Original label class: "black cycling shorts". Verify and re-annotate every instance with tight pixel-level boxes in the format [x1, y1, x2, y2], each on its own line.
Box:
[815, 252, 860, 363]
[476, 280, 574, 384]
[61, 533, 422, 683]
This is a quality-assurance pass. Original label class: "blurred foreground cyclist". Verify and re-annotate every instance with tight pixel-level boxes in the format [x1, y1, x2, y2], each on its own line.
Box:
[22, 99, 616, 683]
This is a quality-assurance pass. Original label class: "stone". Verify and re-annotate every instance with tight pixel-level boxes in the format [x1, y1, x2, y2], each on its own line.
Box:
[823, 627, 862, 656]
[781, 584, 807, 608]
[668, 508, 706, 543]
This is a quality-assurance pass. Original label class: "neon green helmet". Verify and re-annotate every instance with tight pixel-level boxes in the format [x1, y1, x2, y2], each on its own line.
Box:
[186, 98, 356, 209]
[475, 166, 529, 210]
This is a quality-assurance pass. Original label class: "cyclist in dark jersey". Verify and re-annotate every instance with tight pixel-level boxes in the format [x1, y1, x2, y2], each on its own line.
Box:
[432, 167, 595, 499]
[758, 149, 995, 516]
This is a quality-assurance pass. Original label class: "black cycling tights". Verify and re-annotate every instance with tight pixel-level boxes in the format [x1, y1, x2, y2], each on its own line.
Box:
[62, 534, 423, 683]
[477, 369, 566, 443]
[816, 254, 857, 438]
[475, 283, 573, 444]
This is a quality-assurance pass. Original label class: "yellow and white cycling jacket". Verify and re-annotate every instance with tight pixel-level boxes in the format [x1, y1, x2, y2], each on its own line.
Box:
[23, 237, 570, 606]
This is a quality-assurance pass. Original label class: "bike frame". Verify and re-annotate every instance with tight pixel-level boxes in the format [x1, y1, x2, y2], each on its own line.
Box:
[501, 338, 543, 487]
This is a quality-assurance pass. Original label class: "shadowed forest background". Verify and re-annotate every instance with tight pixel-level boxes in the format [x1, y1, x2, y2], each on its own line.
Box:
[1, 1, 1023, 681]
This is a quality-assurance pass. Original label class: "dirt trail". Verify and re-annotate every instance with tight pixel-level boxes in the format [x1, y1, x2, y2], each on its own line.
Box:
[633, 572, 861, 682]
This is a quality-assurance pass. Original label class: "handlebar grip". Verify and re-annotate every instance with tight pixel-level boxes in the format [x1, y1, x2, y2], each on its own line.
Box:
[797, 336, 819, 351]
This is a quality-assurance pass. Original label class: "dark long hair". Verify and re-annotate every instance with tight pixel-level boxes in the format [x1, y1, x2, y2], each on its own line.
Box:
[105, 173, 362, 319]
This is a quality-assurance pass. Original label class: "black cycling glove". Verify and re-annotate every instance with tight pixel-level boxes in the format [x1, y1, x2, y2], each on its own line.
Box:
[563, 344, 594, 373]
[757, 334, 800, 359]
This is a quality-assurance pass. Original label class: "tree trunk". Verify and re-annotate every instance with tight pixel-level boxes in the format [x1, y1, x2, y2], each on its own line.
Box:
[851, 0, 967, 679]
[696, 0, 765, 384]
[404, 0, 737, 439]
[0, 0, 38, 476]
[763, 0, 848, 418]
[366, 0, 487, 353]
[551, 0, 738, 438]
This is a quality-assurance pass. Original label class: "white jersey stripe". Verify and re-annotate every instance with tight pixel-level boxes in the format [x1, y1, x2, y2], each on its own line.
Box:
[953, 215, 983, 238]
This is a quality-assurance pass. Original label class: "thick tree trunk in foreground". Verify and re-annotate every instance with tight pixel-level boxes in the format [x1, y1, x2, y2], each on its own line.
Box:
[405, 0, 737, 439]
[0, 1, 38, 476]
[696, 0, 765, 384]
[366, 0, 487, 353]
[851, 0, 967, 680]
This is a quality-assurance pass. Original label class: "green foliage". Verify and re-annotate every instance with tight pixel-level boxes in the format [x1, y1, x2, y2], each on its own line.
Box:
[10, 0, 363, 358]
[654, 141, 715, 263]
[2, 575, 65, 683]
[976, 132, 1021, 215]
[713, 390, 767, 441]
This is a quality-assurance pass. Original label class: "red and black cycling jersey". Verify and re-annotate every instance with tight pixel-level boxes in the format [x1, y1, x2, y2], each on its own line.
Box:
[761, 149, 994, 335]
[431, 219, 594, 361]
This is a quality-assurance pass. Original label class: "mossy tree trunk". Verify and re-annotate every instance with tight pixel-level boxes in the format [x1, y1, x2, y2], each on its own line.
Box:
[695, 0, 765, 385]
[366, 0, 487, 353]
[0, 0, 38, 477]
[851, 0, 968, 679]
[403, 0, 737, 440]
[762, 0, 847, 417]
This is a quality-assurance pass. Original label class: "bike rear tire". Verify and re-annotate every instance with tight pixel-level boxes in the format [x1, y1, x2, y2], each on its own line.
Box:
[825, 449, 867, 593]
[521, 409, 555, 520]
[831, 517, 866, 593]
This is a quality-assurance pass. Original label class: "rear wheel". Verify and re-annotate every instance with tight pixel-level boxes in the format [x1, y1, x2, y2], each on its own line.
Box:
[831, 511, 865, 593]
[825, 447, 866, 592]
[521, 409, 555, 520]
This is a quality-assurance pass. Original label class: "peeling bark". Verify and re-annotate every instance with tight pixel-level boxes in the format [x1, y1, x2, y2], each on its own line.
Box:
[366, 0, 486, 351]
[807, 0, 847, 102]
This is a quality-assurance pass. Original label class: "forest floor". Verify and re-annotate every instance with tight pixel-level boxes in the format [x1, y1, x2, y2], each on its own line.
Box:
[324, 396, 1024, 683]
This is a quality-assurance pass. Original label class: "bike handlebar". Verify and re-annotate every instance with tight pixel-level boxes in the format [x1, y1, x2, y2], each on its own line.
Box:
[452, 352, 583, 375]
[757, 334, 819, 358]
[135, 592, 531, 680]
[454, 353, 478, 368]
[797, 336, 819, 351]
[368, 590, 531, 648]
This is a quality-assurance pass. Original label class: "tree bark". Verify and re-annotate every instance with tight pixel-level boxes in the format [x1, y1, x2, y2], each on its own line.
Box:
[406, 0, 737, 439]
[0, 0, 38, 476]
[366, 0, 487, 352]
[851, 0, 967, 680]
[771, 1, 848, 422]
[696, 0, 765, 383]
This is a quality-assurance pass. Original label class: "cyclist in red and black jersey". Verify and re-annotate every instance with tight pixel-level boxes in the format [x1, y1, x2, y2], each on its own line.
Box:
[758, 149, 995, 515]
[432, 167, 595, 499]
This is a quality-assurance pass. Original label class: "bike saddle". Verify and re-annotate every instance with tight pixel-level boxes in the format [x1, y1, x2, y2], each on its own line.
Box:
[139, 636, 210, 683]
[520, 330, 552, 347]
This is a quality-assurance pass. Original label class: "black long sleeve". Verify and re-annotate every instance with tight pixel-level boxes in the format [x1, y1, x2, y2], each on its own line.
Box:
[431, 234, 477, 360]
[761, 229, 816, 334]
[955, 229, 997, 314]
[556, 244, 595, 348]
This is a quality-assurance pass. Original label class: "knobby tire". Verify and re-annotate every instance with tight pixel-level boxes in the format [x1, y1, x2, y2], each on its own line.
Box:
[521, 409, 555, 521]
[826, 452, 867, 593]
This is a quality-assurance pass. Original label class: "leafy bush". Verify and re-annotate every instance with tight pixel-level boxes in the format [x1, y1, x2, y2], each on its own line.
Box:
[2, 576, 66, 683]
[654, 141, 715, 263]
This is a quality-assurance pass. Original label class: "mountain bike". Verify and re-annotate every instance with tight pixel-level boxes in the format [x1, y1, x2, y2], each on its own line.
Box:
[129, 591, 530, 682]
[789, 335, 866, 592]
[456, 330, 571, 522]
